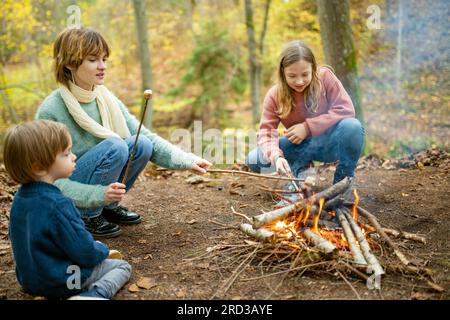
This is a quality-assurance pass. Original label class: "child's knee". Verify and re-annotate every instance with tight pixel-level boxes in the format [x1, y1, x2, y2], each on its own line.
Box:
[117, 260, 132, 279]
[104, 138, 129, 164]
[340, 118, 363, 137]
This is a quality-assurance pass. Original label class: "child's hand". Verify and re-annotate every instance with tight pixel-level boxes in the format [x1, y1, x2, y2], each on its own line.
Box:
[108, 249, 123, 260]
[104, 182, 126, 203]
[191, 158, 212, 175]
[275, 157, 292, 176]
[284, 123, 308, 144]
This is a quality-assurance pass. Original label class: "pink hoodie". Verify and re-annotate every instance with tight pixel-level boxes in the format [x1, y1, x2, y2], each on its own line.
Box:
[257, 67, 355, 164]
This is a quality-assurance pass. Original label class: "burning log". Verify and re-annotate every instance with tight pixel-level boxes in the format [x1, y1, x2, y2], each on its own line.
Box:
[342, 208, 384, 276]
[252, 177, 352, 228]
[303, 228, 337, 255]
[335, 208, 367, 265]
[240, 224, 276, 242]
[344, 202, 411, 266]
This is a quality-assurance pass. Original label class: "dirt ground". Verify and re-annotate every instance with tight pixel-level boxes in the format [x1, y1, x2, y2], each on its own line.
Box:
[0, 154, 449, 300]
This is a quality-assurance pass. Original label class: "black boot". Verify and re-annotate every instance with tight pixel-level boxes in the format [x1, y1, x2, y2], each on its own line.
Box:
[83, 215, 122, 239]
[102, 205, 142, 225]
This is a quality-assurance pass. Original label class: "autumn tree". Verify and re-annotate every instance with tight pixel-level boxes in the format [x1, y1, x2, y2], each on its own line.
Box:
[316, 0, 364, 126]
[133, 0, 153, 129]
[244, 0, 271, 126]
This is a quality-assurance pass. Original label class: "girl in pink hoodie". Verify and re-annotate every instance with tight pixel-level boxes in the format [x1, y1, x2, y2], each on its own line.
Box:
[246, 40, 364, 184]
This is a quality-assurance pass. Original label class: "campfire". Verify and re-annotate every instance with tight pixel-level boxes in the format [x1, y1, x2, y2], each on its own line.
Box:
[240, 178, 385, 275]
[186, 170, 442, 298]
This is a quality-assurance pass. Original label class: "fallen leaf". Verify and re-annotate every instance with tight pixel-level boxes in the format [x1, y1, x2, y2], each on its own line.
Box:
[108, 250, 123, 260]
[128, 284, 140, 293]
[175, 289, 186, 298]
[136, 277, 157, 290]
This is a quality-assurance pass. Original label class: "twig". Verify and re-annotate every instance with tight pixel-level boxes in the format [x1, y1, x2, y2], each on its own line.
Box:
[231, 206, 252, 224]
[240, 261, 330, 281]
[207, 219, 237, 229]
[336, 270, 362, 300]
[211, 247, 258, 299]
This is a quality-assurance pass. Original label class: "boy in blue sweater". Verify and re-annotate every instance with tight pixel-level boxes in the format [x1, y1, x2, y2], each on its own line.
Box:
[3, 120, 131, 299]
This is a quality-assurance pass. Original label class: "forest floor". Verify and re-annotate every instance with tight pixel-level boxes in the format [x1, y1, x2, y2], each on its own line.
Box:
[0, 149, 449, 300]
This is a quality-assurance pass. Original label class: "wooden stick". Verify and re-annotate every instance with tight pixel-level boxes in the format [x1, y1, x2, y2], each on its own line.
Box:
[363, 224, 426, 244]
[382, 228, 426, 244]
[336, 208, 367, 265]
[231, 206, 252, 224]
[303, 228, 337, 255]
[342, 208, 384, 275]
[240, 223, 276, 242]
[344, 202, 411, 266]
[207, 169, 305, 182]
[336, 270, 362, 300]
[121, 90, 152, 184]
[252, 177, 352, 228]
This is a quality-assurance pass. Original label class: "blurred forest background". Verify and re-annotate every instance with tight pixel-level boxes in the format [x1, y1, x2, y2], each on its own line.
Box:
[0, 0, 448, 163]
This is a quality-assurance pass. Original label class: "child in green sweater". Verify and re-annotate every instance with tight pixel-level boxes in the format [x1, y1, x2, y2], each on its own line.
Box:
[36, 27, 211, 238]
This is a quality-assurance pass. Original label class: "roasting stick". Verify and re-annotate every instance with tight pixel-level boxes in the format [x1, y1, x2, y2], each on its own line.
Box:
[207, 169, 305, 182]
[121, 90, 153, 184]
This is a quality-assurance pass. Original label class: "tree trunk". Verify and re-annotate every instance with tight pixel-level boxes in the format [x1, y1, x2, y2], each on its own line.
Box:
[132, 0, 153, 130]
[316, 0, 364, 128]
[0, 68, 18, 124]
[244, 0, 261, 126]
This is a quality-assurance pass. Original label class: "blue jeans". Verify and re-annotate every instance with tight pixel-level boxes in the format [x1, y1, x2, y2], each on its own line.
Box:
[246, 118, 364, 184]
[81, 259, 131, 299]
[70, 135, 153, 218]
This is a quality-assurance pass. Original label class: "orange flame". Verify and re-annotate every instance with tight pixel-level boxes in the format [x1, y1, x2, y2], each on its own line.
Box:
[352, 189, 359, 224]
[313, 198, 325, 234]
[294, 208, 304, 230]
[302, 205, 310, 225]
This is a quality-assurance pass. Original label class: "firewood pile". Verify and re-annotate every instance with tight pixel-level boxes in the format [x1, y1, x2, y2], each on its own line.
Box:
[186, 175, 443, 298]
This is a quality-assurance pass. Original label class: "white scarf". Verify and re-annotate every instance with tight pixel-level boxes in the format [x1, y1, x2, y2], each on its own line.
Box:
[59, 81, 131, 139]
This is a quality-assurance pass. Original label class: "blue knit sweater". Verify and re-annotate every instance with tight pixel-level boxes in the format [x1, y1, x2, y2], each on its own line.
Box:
[9, 181, 109, 298]
[36, 90, 200, 208]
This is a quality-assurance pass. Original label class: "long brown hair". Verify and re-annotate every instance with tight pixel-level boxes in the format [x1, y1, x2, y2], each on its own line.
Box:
[53, 27, 110, 88]
[276, 40, 321, 118]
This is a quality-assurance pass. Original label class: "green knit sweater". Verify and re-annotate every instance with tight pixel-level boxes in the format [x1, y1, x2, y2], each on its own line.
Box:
[36, 90, 200, 208]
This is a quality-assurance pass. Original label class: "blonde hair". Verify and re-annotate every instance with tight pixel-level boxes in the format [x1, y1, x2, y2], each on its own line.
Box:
[276, 40, 321, 118]
[3, 120, 71, 184]
[53, 27, 110, 88]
